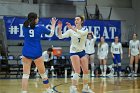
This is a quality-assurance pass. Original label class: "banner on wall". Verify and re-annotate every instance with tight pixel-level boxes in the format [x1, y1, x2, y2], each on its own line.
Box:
[3, 16, 121, 42]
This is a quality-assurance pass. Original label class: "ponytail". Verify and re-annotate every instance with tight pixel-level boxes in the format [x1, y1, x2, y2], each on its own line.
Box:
[23, 20, 30, 28]
[30, 20, 36, 29]
[23, 12, 37, 29]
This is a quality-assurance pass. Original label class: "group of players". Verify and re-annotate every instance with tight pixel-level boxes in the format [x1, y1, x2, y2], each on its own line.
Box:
[85, 32, 140, 78]
[21, 12, 140, 93]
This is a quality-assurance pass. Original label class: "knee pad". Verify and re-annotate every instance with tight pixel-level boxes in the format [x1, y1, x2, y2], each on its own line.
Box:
[72, 73, 80, 81]
[43, 79, 49, 84]
[22, 73, 29, 79]
[118, 63, 121, 66]
[40, 72, 48, 79]
[83, 74, 89, 81]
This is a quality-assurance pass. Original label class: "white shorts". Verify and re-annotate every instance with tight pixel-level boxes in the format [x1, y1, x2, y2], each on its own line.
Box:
[98, 55, 107, 60]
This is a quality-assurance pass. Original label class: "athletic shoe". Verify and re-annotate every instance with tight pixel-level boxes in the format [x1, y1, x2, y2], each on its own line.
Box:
[134, 73, 137, 77]
[46, 88, 55, 93]
[82, 84, 94, 93]
[119, 72, 123, 77]
[70, 86, 79, 93]
[128, 73, 133, 77]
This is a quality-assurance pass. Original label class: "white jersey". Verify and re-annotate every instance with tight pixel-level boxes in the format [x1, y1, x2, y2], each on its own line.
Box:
[42, 51, 53, 62]
[58, 27, 88, 53]
[97, 42, 108, 59]
[85, 35, 96, 54]
[129, 40, 140, 56]
[111, 42, 123, 54]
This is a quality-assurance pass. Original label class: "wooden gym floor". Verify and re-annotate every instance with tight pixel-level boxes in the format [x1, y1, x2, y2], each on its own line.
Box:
[0, 77, 140, 93]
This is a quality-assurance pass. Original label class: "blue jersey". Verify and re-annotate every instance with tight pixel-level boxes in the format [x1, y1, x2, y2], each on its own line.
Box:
[22, 25, 51, 59]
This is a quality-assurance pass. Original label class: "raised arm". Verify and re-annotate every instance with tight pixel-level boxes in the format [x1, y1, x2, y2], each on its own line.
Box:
[41, 17, 57, 37]
[57, 21, 70, 39]
[48, 17, 57, 37]
[66, 22, 88, 36]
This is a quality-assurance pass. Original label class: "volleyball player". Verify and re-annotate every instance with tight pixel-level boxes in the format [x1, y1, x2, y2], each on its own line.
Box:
[85, 32, 97, 77]
[128, 33, 140, 77]
[111, 36, 123, 77]
[21, 12, 57, 93]
[97, 36, 108, 77]
[57, 16, 94, 93]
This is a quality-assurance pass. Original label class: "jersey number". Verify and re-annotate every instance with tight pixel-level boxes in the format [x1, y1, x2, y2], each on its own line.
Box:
[78, 38, 81, 43]
[29, 29, 34, 37]
[115, 48, 118, 51]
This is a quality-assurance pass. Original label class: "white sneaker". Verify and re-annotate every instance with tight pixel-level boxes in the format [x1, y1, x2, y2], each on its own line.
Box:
[128, 73, 133, 77]
[21, 91, 27, 93]
[70, 86, 79, 93]
[82, 84, 94, 93]
[46, 88, 55, 93]
[134, 73, 137, 77]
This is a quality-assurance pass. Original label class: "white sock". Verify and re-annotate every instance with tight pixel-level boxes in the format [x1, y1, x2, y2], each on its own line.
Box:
[104, 65, 107, 75]
[129, 64, 133, 73]
[135, 64, 138, 73]
[91, 62, 94, 71]
[100, 65, 103, 74]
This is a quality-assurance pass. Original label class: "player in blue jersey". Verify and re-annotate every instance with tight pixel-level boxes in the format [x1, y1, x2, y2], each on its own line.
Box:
[21, 12, 57, 93]
[111, 36, 123, 77]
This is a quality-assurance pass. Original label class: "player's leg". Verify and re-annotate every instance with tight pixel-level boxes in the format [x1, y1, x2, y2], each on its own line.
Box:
[70, 55, 81, 93]
[103, 59, 107, 77]
[99, 59, 103, 76]
[80, 56, 94, 93]
[21, 56, 32, 93]
[113, 55, 117, 76]
[89, 54, 95, 76]
[134, 55, 139, 76]
[34, 56, 53, 92]
[128, 55, 134, 76]
[117, 54, 122, 76]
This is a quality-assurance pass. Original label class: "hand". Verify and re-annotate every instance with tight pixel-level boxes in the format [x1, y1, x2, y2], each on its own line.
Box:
[51, 17, 57, 25]
[57, 20, 62, 29]
[128, 54, 130, 57]
[112, 55, 115, 59]
[91, 31, 94, 35]
[121, 55, 123, 59]
[66, 22, 73, 29]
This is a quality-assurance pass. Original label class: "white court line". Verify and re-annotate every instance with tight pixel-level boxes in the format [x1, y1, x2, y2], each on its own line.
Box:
[105, 89, 140, 93]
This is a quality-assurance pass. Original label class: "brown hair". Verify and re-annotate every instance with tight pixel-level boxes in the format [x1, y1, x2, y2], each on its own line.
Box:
[23, 12, 37, 29]
[76, 15, 85, 26]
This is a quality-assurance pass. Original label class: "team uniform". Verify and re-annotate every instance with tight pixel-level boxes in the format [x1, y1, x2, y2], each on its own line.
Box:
[111, 42, 123, 76]
[58, 27, 88, 58]
[85, 35, 96, 76]
[22, 25, 54, 60]
[129, 40, 140, 56]
[97, 43, 109, 60]
[97, 42, 108, 76]
[58, 27, 94, 93]
[85, 35, 97, 55]
[129, 40, 140, 77]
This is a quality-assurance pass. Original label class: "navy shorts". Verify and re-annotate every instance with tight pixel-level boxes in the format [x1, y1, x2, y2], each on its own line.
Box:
[113, 54, 121, 64]
[70, 50, 86, 58]
[23, 55, 41, 60]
